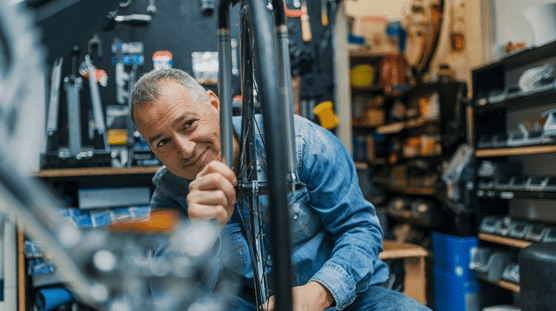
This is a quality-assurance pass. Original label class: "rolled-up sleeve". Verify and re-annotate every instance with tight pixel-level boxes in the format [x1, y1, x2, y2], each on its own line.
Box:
[299, 118, 387, 308]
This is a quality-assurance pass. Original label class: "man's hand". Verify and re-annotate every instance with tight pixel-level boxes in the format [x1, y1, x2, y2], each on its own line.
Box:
[260, 281, 335, 311]
[187, 161, 238, 226]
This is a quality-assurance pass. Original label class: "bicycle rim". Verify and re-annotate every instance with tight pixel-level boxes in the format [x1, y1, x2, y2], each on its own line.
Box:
[236, 4, 271, 307]
[235, 1, 293, 310]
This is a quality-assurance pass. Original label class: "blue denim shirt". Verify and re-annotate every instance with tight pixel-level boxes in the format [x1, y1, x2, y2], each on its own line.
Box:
[150, 115, 389, 309]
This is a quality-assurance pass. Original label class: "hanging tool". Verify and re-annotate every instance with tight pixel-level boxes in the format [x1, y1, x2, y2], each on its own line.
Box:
[102, 11, 151, 30]
[111, 39, 143, 105]
[200, 0, 216, 13]
[41, 47, 112, 169]
[284, 0, 312, 42]
[44, 57, 64, 153]
[111, 39, 149, 166]
[320, 0, 328, 26]
[87, 33, 103, 60]
[84, 55, 110, 151]
[300, 0, 312, 42]
[147, 0, 157, 14]
[119, 0, 132, 8]
[65, 46, 83, 156]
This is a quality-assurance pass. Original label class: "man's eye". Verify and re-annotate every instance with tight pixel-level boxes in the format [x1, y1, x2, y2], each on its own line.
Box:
[156, 139, 167, 148]
[183, 120, 195, 130]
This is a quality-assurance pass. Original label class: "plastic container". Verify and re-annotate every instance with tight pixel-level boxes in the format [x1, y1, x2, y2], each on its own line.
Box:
[434, 268, 480, 311]
[432, 232, 478, 279]
[470, 248, 514, 281]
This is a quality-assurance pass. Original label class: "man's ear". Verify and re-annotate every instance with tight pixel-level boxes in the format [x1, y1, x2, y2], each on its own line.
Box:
[206, 90, 220, 111]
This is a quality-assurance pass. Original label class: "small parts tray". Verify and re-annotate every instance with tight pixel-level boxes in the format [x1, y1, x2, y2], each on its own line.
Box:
[470, 247, 515, 281]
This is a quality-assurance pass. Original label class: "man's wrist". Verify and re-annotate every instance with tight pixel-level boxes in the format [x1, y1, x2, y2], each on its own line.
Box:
[307, 281, 335, 309]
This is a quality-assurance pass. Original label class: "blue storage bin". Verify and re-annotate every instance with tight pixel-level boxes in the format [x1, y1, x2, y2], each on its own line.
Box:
[432, 232, 478, 279]
[434, 268, 480, 311]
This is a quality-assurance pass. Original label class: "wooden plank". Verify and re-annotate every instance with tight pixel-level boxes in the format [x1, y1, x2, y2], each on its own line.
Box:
[348, 48, 383, 58]
[403, 256, 427, 305]
[380, 240, 429, 260]
[17, 227, 25, 311]
[380, 241, 428, 305]
[485, 279, 520, 293]
[387, 187, 436, 195]
[33, 166, 162, 178]
[478, 232, 532, 248]
[476, 145, 556, 157]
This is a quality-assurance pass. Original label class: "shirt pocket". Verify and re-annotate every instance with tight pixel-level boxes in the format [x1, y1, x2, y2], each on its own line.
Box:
[287, 186, 318, 244]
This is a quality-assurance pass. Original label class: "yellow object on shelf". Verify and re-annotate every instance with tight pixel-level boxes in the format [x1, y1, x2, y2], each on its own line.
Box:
[107, 129, 127, 145]
[350, 64, 375, 88]
[314, 101, 339, 130]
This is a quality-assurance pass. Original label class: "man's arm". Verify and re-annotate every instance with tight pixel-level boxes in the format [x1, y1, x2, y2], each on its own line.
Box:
[301, 118, 386, 309]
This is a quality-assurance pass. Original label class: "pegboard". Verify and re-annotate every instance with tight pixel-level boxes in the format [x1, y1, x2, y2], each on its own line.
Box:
[32, 0, 337, 148]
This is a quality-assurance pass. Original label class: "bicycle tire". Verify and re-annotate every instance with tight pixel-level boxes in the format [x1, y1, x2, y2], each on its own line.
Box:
[218, 1, 294, 310]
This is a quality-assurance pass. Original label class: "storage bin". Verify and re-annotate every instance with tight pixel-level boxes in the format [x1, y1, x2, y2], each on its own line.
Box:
[470, 248, 515, 281]
[434, 268, 480, 311]
[432, 232, 478, 279]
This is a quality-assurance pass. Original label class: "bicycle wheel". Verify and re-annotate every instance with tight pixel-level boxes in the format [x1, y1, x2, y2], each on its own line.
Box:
[218, 1, 295, 310]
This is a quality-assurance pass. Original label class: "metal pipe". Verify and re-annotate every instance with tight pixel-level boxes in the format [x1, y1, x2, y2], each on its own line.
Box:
[217, 3, 234, 169]
[272, 0, 297, 187]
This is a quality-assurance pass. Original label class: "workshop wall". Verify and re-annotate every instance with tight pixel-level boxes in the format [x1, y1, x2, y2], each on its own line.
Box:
[33, 0, 336, 151]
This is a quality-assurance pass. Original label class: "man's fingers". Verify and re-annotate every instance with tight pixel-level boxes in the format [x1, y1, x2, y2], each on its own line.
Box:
[188, 187, 235, 206]
[197, 160, 237, 186]
[189, 173, 237, 204]
[259, 296, 275, 311]
[187, 203, 230, 224]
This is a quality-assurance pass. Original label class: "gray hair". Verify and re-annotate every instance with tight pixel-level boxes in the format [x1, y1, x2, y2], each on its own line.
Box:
[130, 68, 209, 124]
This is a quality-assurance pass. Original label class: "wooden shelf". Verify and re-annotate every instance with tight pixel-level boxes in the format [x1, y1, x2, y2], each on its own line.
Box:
[33, 166, 162, 178]
[377, 122, 405, 134]
[380, 240, 429, 260]
[484, 279, 520, 293]
[474, 85, 556, 114]
[478, 232, 532, 248]
[476, 145, 556, 157]
[476, 189, 556, 200]
[385, 186, 436, 195]
[353, 124, 382, 130]
[349, 49, 383, 58]
[354, 159, 387, 169]
[375, 117, 440, 135]
[405, 117, 440, 128]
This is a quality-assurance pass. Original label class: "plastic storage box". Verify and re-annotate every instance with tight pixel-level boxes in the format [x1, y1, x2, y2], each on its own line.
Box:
[434, 268, 480, 311]
[432, 232, 478, 279]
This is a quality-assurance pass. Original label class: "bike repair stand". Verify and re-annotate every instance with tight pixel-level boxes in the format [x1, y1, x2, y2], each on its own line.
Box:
[40, 47, 111, 169]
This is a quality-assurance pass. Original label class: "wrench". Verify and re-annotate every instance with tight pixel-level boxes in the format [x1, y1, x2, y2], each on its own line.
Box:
[147, 0, 156, 14]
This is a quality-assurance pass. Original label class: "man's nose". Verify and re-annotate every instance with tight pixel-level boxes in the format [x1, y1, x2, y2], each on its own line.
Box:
[175, 135, 195, 158]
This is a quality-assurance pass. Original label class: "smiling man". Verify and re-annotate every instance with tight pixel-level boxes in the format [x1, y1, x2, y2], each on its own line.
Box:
[130, 68, 431, 311]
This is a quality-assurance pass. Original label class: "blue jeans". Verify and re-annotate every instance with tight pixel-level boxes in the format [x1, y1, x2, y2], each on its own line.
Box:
[225, 285, 432, 311]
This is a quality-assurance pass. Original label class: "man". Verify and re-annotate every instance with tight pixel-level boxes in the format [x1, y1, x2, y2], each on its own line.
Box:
[130, 68, 430, 311]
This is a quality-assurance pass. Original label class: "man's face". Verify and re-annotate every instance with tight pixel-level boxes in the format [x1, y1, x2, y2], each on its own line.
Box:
[133, 80, 222, 180]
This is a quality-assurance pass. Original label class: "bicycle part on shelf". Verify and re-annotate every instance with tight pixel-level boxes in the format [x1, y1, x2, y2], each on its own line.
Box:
[40, 49, 112, 169]
[542, 109, 556, 136]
